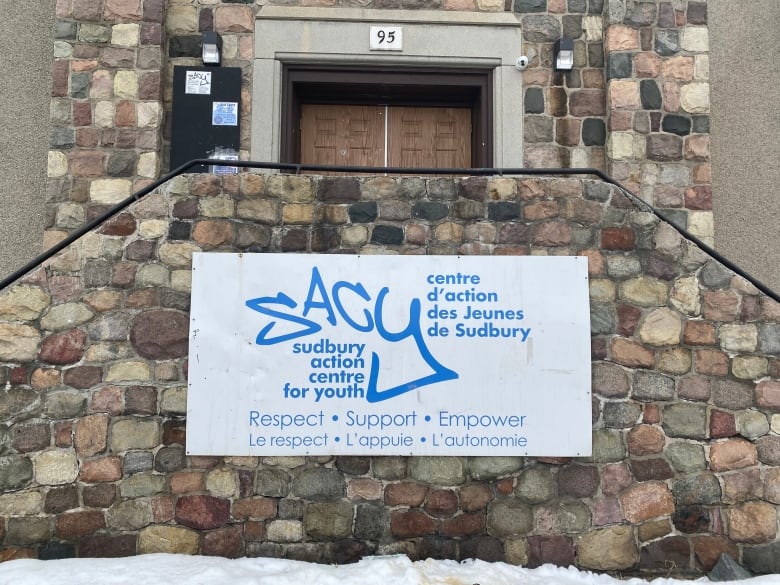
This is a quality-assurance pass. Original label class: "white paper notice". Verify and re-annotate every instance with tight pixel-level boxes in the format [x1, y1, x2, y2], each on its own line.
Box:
[185, 70, 212, 95]
[212, 101, 238, 126]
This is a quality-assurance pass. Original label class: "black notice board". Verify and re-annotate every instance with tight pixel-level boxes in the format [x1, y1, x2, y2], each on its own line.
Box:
[170, 65, 242, 172]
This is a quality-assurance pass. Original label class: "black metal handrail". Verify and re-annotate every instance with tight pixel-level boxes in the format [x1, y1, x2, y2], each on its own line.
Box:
[1, 159, 779, 306]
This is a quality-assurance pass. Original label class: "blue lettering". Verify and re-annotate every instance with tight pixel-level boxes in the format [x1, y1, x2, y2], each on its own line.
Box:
[245, 293, 320, 345]
[332, 281, 373, 332]
[302, 267, 337, 325]
[246, 267, 459, 404]
[366, 289, 457, 403]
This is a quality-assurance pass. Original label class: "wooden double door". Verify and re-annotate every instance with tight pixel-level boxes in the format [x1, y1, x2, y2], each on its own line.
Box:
[300, 104, 472, 170]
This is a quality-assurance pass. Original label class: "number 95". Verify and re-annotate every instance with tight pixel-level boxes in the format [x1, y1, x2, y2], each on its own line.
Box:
[377, 30, 395, 44]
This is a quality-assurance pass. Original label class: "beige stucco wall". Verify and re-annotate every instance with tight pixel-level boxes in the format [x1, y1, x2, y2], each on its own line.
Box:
[709, 1, 780, 293]
[0, 0, 53, 279]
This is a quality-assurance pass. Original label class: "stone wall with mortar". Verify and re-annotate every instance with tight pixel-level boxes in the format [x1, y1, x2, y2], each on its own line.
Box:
[603, 0, 712, 248]
[47, 1, 712, 287]
[47, 0, 167, 256]
[1, 172, 779, 576]
[161, 0, 610, 170]
[516, 0, 608, 172]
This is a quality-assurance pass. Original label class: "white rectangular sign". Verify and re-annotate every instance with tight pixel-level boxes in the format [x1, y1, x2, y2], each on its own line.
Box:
[187, 254, 591, 457]
[185, 70, 211, 95]
[369, 26, 402, 51]
[212, 101, 238, 126]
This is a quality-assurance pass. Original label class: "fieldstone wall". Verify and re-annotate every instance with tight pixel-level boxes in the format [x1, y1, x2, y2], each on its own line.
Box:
[518, 0, 608, 172]
[604, 0, 712, 246]
[48, 1, 711, 278]
[0, 172, 779, 576]
[46, 0, 257, 257]
[519, 0, 714, 245]
[162, 0, 611, 171]
[48, 0, 167, 247]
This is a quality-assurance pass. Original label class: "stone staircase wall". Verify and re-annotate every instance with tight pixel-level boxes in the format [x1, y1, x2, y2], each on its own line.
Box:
[48, 1, 713, 257]
[0, 172, 778, 575]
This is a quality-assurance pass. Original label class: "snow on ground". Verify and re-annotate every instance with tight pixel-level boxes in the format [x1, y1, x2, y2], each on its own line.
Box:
[0, 554, 778, 585]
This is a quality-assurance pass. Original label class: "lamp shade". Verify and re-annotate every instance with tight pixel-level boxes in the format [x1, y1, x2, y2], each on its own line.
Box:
[554, 37, 574, 71]
[202, 31, 222, 66]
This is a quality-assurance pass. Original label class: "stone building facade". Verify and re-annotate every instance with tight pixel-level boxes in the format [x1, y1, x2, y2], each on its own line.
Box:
[42, 0, 717, 250]
[2, 170, 780, 574]
[0, 0, 779, 577]
[3, 1, 780, 290]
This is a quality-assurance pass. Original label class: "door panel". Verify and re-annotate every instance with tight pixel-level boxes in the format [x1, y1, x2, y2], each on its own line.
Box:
[300, 104, 472, 170]
[300, 104, 385, 169]
[387, 107, 471, 169]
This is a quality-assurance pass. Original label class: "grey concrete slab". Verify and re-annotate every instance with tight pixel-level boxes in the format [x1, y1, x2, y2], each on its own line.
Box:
[0, 1, 54, 279]
[710, 1, 780, 292]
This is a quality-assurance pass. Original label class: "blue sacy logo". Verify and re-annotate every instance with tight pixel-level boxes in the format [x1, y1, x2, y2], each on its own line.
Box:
[245, 266, 458, 403]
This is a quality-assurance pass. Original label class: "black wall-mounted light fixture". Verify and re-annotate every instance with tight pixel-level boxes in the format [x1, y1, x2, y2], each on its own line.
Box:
[202, 31, 223, 66]
[553, 37, 574, 71]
